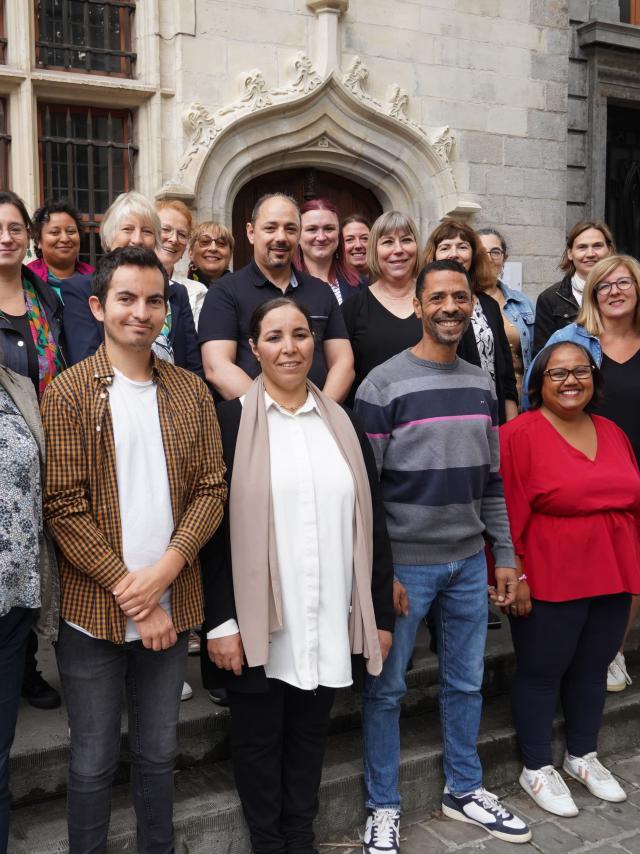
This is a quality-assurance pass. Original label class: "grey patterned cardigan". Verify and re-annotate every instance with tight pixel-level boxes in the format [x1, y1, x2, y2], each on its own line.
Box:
[0, 366, 59, 640]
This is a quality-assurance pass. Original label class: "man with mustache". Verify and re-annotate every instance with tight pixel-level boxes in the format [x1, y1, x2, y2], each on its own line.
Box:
[354, 260, 531, 852]
[40, 247, 227, 853]
[198, 192, 354, 401]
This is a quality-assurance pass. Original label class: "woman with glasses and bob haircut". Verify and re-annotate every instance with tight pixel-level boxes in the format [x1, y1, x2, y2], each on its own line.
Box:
[500, 340, 640, 818]
[525, 254, 640, 692]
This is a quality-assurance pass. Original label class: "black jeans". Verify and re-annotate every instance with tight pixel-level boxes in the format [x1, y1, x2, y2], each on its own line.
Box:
[227, 679, 336, 854]
[0, 607, 32, 854]
[509, 593, 630, 769]
[55, 620, 188, 854]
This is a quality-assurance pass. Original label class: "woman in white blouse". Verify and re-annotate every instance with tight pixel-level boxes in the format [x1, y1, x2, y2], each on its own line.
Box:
[200, 296, 394, 854]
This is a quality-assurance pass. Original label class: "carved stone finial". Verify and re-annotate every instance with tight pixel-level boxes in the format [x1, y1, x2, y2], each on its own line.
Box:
[218, 70, 273, 116]
[432, 126, 456, 163]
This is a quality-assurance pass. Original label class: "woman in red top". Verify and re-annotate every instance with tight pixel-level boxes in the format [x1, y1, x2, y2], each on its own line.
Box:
[500, 341, 640, 819]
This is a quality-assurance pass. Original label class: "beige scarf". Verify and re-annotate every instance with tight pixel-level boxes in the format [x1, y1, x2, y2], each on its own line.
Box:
[229, 375, 383, 676]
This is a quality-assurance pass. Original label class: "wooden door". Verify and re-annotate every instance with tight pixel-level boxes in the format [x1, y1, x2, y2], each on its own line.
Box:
[606, 105, 640, 260]
[231, 168, 383, 270]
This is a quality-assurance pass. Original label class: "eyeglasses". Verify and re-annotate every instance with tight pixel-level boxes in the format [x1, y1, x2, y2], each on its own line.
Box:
[487, 248, 505, 259]
[595, 277, 634, 297]
[544, 365, 594, 382]
[196, 235, 229, 249]
[161, 226, 190, 243]
[0, 224, 27, 238]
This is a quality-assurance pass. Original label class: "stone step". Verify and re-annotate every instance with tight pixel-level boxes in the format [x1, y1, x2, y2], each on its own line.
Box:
[8, 658, 640, 854]
[10, 624, 519, 807]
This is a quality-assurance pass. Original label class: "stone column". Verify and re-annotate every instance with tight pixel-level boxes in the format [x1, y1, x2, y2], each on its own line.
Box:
[306, 0, 348, 77]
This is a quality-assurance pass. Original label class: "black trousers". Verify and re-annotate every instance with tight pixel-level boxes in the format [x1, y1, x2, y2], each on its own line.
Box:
[227, 679, 336, 854]
[509, 593, 630, 769]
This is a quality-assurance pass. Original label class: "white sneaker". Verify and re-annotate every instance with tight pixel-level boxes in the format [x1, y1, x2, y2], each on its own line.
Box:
[519, 765, 579, 817]
[362, 807, 400, 854]
[607, 652, 632, 692]
[181, 681, 193, 701]
[563, 752, 627, 802]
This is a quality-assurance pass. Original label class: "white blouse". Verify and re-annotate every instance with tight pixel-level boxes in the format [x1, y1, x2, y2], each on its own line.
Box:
[209, 391, 356, 690]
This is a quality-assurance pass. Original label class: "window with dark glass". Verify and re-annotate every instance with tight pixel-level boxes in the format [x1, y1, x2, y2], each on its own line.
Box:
[619, 0, 640, 23]
[38, 103, 137, 265]
[35, 1, 136, 76]
[0, 3, 7, 64]
[0, 99, 9, 189]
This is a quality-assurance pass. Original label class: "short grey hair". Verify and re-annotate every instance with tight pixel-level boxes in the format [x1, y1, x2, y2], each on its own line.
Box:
[100, 191, 162, 251]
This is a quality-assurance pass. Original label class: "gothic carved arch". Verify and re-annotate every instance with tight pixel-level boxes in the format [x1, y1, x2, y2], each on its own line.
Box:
[158, 62, 480, 235]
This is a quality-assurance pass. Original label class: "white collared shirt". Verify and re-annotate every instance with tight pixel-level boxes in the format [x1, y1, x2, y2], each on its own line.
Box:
[210, 391, 355, 690]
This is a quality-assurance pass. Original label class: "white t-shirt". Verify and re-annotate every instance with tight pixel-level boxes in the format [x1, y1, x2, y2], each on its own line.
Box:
[68, 368, 175, 641]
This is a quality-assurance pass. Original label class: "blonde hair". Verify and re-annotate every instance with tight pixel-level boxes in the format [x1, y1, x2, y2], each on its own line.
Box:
[100, 191, 161, 251]
[367, 211, 421, 283]
[578, 254, 640, 335]
[155, 199, 193, 231]
[188, 220, 235, 255]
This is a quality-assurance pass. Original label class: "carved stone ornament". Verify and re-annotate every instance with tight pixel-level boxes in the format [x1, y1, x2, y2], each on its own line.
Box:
[289, 52, 323, 94]
[219, 70, 273, 115]
[177, 103, 219, 176]
[431, 126, 456, 164]
[342, 56, 380, 107]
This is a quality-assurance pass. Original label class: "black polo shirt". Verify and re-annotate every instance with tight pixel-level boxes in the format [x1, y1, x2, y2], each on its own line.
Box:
[198, 260, 349, 387]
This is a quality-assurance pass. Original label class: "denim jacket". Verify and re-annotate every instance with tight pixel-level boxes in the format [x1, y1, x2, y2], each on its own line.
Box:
[499, 282, 535, 372]
[521, 322, 601, 410]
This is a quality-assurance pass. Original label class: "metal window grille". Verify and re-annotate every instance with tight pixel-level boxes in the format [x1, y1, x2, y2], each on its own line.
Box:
[35, 0, 136, 77]
[0, 99, 10, 189]
[38, 103, 137, 265]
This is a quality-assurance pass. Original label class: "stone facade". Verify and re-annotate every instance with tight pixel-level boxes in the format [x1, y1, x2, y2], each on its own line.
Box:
[1, 1, 638, 299]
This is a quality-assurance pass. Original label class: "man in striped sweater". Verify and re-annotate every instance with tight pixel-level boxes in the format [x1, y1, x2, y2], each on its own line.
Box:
[355, 260, 531, 852]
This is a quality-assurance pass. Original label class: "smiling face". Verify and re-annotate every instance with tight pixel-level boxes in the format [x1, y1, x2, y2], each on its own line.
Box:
[190, 229, 232, 280]
[156, 207, 190, 275]
[541, 344, 594, 418]
[434, 234, 473, 271]
[414, 268, 474, 348]
[299, 208, 340, 265]
[376, 228, 417, 283]
[39, 212, 81, 273]
[568, 227, 611, 279]
[595, 264, 638, 326]
[342, 220, 370, 272]
[0, 203, 29, 273]
[249, 303, 314, 397]
[109, 215, 157, 251]
[89, 264, 167, 354]
[247, 197, 300, 273]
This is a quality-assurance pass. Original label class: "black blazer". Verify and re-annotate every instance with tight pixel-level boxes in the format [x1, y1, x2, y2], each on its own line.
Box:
[199, 397, 395, 693]
[337, 272, 367, 305]
[458, 291, 518, 425]
[532, 275, 578, 355]
[168, 281, 204, 379]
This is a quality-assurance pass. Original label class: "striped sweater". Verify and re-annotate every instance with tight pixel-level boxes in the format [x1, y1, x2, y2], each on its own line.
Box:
[354, 349, 515, 567]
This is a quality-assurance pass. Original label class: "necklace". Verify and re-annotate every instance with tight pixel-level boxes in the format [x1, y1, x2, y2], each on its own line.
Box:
[375, 280, 415, 300]
[270, 392, 308, 412]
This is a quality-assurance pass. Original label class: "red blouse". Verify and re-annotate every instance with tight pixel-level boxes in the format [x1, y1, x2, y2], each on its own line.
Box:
[499, 410, 640, 602]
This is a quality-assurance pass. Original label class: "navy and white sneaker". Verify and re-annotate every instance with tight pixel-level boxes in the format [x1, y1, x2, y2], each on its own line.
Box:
[362, 807, 400, 853]
[441, 787, 532, 844]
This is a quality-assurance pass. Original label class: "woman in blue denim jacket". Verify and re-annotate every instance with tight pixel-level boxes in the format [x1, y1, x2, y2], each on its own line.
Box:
[478, 229, 535, 402]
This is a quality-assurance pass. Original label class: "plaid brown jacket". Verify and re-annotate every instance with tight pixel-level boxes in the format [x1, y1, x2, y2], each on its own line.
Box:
[41, 345, 227, 644]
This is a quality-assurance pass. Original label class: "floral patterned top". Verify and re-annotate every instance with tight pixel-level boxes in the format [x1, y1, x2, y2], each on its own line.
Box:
[0, 385, 42, 616]
[471, 299, 496, 383]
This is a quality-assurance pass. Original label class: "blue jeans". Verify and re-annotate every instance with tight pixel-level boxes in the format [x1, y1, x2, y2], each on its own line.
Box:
[362, 550, 488, 807]
[55, 620, 188, 854]
[0, 607, 33, 854]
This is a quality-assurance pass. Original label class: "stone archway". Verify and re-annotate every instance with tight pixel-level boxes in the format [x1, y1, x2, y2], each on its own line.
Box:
[159, 71, 481, 240]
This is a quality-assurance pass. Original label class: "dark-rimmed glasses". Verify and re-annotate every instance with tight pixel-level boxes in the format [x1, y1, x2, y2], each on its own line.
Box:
[544, 365, 594, 382]
[595, 277, 634, 297]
